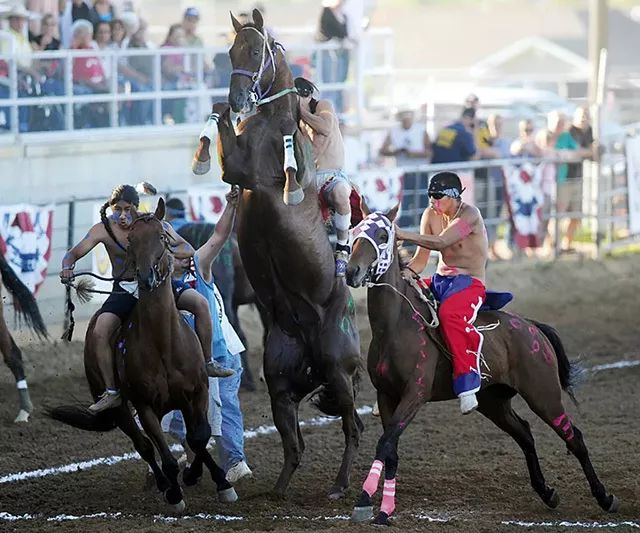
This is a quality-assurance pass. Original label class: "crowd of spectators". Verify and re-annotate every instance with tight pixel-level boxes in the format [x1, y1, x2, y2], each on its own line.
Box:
[0, 1, 249, 131]
[378, 95, 597, 258]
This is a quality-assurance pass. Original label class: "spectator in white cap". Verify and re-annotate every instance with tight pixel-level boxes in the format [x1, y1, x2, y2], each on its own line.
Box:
[59, 0, 92, 48]
[379, 108, 431, 162]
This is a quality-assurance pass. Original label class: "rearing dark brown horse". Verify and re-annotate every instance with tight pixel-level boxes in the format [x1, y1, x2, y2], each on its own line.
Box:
[50, 199, 235, 512]
[192, 9, 362, 499]
[346, 206, 618, 525]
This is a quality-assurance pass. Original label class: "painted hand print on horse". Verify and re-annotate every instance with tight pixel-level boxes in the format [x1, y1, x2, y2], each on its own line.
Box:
[192, 9, 363, 499]
[346, 204, 618, 525]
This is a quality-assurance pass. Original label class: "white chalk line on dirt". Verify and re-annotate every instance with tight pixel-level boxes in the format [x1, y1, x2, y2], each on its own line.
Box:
[0, 357, 637, 487]
[1, 510, 638, 529]
[0, 406, 372, 485]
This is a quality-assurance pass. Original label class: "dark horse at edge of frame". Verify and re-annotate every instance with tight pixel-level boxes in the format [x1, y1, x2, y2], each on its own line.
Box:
[49, 200, 236, 513]
[0, 251, 48, 422]
[192, 9, 363, 499]
[345, 205, 618, 525]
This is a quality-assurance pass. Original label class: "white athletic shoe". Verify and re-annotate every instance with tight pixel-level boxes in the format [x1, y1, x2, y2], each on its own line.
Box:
[225, 461, 253, 483]
[460, 394, 478, 415]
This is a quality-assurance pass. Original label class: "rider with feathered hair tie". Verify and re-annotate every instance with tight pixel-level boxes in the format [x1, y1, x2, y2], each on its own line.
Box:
[60, 183, 232, 413]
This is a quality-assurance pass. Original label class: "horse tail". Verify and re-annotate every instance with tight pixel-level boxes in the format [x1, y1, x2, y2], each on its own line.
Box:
[0, 253, 48, 340]
[45, 405, 119, 432]
[532, 320, 585, 405]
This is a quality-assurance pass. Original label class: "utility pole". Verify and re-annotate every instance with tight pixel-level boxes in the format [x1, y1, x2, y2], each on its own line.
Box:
[588, 0, 608, 256]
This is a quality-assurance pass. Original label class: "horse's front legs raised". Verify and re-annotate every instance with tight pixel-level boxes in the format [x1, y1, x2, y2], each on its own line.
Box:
[280, 118, 304, 206]
[137, 406, 185, 513]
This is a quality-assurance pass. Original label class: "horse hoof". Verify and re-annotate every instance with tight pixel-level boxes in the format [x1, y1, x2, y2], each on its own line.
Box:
[192, 158, 211, 175]
[606, 495, 619, 513]
[373, 511, 391, 526]
[168, 499, 186, 514]
[13, 409, 30, 423]
[544, 488, 560, 509]
[283, 188, 304, 206]
[328, 486, 347, 500]
[218, 487, 238, 503]
[351, 506, 374, 523]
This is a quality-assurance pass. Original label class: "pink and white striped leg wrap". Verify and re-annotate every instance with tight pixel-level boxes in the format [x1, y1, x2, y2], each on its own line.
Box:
[380, 478, 396, 515]
[362, 460, 384, 496]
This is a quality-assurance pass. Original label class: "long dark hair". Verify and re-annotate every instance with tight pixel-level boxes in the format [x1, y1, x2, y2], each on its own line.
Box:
[99, 184, 140, 251]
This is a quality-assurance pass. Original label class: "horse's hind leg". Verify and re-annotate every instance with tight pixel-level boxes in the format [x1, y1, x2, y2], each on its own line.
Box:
[137, 406, 185, 512]
[270, 388, 303, 498]
[519, 383, 619, 513]
[116, 407, 169, 493]
[476, 388, 558, 508]
[0, 320, 32, 422]
[326, 368, 362, 500]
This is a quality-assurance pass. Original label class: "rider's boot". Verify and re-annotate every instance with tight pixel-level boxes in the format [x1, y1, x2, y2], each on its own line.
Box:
[460, 393, 478, 415]
[335, 243, 350, 278]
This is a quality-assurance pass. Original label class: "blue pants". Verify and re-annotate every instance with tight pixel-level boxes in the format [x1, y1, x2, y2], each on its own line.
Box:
[161, 376, 222, 442]
[217, 351, 246, 471]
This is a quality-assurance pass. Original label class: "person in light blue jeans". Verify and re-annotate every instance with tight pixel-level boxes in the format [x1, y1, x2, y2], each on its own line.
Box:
[163, 186, 252, 483]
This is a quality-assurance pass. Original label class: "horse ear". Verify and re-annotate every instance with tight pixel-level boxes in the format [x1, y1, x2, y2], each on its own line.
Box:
[252, 9, 264, 31]
[230, 12, 243, 33]
[155, 198, 166, 221]
[386, 203, 400, 222]
[360, 196, 371, 217]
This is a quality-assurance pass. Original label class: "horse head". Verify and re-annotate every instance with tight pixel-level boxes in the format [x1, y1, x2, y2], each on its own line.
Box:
[127, 198, 173, 292]
[228, 9, 281, 113]
[346, 200, 399, 288]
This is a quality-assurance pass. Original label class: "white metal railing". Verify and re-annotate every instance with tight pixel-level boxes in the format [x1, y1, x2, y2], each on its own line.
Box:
[0, 29, 394, 136]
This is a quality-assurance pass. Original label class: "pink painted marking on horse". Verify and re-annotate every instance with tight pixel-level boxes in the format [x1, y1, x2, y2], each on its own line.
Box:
[376, 359, 389, 377]
[362, 460, 384, 497]
[380, 478, 397, 516]
[552, 413, 575, 441]
[552, 414, 567, 428]
[531, 340, 540, 353]
[509, 317, 522, 329]
[543, 344, 555, 366]
[420, 349, 428, 360]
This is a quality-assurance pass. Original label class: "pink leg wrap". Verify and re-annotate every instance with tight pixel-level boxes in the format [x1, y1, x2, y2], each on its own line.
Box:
[362, 460, 383, 496]
[380, 478, 396, 516]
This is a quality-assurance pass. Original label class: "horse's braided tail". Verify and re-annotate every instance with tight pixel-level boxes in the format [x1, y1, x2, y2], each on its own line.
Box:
[45, 404, 119, 432]
[532, 320, 585, 406]
[0, 253, 48, 340]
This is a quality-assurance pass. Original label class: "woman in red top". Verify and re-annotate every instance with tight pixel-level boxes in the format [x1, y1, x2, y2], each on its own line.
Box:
[71, 19, 109, 93]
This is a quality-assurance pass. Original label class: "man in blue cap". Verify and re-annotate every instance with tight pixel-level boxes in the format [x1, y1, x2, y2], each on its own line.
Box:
[183, 7, 203, 47]
[396, 171, 488, 414]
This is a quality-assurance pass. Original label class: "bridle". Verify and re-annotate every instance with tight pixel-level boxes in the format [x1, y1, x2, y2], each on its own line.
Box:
[350, 212, 396, 285]
[230, 26, 297, 107]
[129, 215, 172, 291]
[350, 212, 440, 329]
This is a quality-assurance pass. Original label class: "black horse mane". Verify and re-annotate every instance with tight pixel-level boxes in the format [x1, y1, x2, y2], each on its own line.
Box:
[0, 252, 48, 339]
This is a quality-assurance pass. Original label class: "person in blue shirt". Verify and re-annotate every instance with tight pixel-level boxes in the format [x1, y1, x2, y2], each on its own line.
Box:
[431, 107, 477, 164]
[164, 185, 253, 484]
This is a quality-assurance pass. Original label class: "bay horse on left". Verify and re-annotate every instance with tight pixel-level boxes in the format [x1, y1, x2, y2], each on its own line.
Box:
[0, 251, 48, 422]
[49, 199, 236, 512]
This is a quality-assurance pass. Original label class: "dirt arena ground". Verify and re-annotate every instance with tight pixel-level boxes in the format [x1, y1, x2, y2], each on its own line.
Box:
[1, 256, 639, 532]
